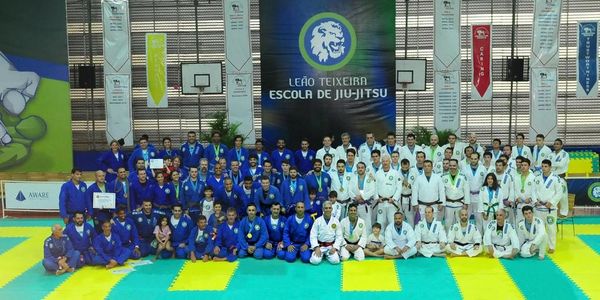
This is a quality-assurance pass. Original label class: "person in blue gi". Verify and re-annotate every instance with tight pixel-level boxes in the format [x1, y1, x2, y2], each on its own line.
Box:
[305, 159, 332, 201]
[242, 154, 263, 182]
[227, 160, 245, 187]
[294, 138, 316, 175]
[127, 136, 158, 174]
[153, 172, 175, 216]
[215, 177, 246, 216]
[170, 169, 184, 206]
[159, 137, 181, 160]
[271, 138, 296, 171]
[237, 203, 268, 259]
[172, 156, 189, 182]
[227, 135, 249, 170]
[283, 201, 313, 263]
[180, 131, 203, 169]
[43, 224, 79, 275]
[108, 167, 132, 212]
[260, 160, 280, 186]
[130, 169, 156, 210]
[129, 158, 154, 183]
[280, 166, 310, 216]
[182, 167, 205, 223]
[63, 211, 96, 267]
[251, 138, 271, 167]
[254, 175, 283, 216]
[204, 131, 229, 172]
[187, 215, 214, 262]
[59, 168, 90, 224]
[112, 207, 142, 259]
[86, 170, 111, 233]
[130, 200, 166, 257]
[92, 220, 131, 268]
[240, 176, 259, 217]
[263, 202, 287, 260]
[97, 139, 127, 182]
[213, 207, 240, 262]
[275, 160, 292, 189]
[306, 189, 323, 219]
[170, 204, 193, 258]
[208, 201, 226, 231]
[207, 163, 226, 192]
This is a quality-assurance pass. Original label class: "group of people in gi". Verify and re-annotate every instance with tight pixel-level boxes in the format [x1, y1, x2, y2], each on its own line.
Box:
[45, 130, 569, 274]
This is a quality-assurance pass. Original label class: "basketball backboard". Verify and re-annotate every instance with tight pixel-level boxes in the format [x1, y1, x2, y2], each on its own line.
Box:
[180, 62, 223, 94]
[396, 59, 427, 91]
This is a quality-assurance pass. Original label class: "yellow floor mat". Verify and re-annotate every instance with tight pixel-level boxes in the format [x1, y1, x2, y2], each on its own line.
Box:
[0, 227, 48, 288]
[169, 260, 238, 291]
[342, 260, 401, 291]
[44, 264, 132, 299]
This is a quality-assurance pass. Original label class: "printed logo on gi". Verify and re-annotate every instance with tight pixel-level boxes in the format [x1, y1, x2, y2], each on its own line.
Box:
[582, 24, 596, 37]
[299, 12, 356, 71]
[588, 182, 600, 203]
[16, 191, 26, 202]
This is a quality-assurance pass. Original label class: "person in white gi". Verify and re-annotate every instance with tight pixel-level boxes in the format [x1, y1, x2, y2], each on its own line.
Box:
[489, 139, 504, 165]
[331, 159, 352, 219]
[415, 206, 447, 257]
[494, 160, 516, 225]
[399, 159, 418, 226]
[443, 159, 470, 230]
[381, 132, 401, 158]
[512, 133, 532, 161]
[400, 133, 423, 168]
[411, 152, 426, 176]
[532, 134, 552, 174]
[483, 209, 519, 259]
[442, 133, 466, 160]
[340, 203, 368, 261]
[479, 173, 504, 230]
[434, 148, 453, 175]
[517, 205, 547, 260]
[357, 132, 382, 164]
[481, 152, 496, 175]
[424, 134, 444, 165]
[462, 152, 487, 232]
[309, 201, 343, 265]
[548, 138, 570, 217]
[344, 148, 359, 174]
[412, 160, 445, 220]
[467, 133, 485, 161]
[374, 155, 402, 230]
[316, 135, 337, 163]
[459, 146, 475, 171]
[348, 162, 376, 234]
[533, 159, 561, 253]
[335, 132, 356, 162]
[383, 211, 417, 259]
[513, 158, 537, 224]
[446, 208, 482, 257]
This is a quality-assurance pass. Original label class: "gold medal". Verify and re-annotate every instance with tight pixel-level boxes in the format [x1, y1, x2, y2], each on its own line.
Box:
[247, 233, 253, 239]
[340, 188, 344, 192]
[318, 188, 323, 192]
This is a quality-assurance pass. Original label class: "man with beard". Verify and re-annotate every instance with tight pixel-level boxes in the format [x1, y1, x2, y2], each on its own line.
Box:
[309, 201, 343, 265]
[446, 208, 482, 257]
[383, 211, 417, 259]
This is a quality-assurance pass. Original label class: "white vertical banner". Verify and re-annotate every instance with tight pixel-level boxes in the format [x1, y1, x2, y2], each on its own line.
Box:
[434, 71, 461, 133]
[434, 0, 461, 133]
[224, 0, 255, 144]
[102, 0, 133, 146]
[531, 0, 562, 68]
[146, 33, 168, 108]
[105, 74, 132, 140]
[530, 68, 558, 141]
[576, 21, 599, 99]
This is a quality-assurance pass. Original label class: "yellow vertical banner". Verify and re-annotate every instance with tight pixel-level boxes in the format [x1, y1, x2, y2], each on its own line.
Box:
[146, 33, 168, 107]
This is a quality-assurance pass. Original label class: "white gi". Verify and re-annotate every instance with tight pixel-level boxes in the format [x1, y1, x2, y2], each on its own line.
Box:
[357, 142, 382, 164]
[533, 172, 562, 251]
[478, 187, 504, 229]
[516, 217, 547, 258]
[335, 143, 356, 162]
[446, 222, 482, 257]
[490, 150, 504, 166]
[348, 173, 376, 234]
[384, 222, 417, 259]
[442, 172, 470, 230]
[331, 171, 352, 219]
[414, 219, 447, 257]
[483, 220, 520, 258]
[309, 216, 343, 264]
[433, 160, 447, 175]
[467, 143, 485, 160]
[374, 168, 402, 230]
[442, 142, 466, 160]
[548, 149, 570, 216]
[412, 173, 445, 219]
[331, 201, 343, 221]
[340, 216, 368, 261]
[462, 164, 487, 231]
[512, 145, 532, 161]
[316, 147, 337, 164]
[400, 145, 424, 168]
[424, 145, 444, 164]
[513, 171, 538, 224]
[495, 171, 516, 224]
[381, 144, 401, 158]
[532, 145, 552, 174]
[399, 168, 419, 226]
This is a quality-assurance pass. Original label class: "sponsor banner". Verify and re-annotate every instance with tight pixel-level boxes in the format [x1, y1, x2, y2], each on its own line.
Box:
[4, 181, 63, 210]
[567, 178, 600, 206]
[471, 24, 492, 100]
[530, 68, 558, 142]
[531, 0, 562, 68]
[434, 70, 461, 134]
[146, 33, 168, 108]
[576, 21, 599, 99]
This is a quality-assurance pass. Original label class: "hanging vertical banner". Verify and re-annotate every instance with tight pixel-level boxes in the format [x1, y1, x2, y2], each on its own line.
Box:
[434, 0, 461, 133]
[471, 24, 492, 100]
[259, 0, 396, 146]
[102, 0, 133, 146]
[531, 0, 562, 68]
[530, 68, 558, 141]
[105, 74, 131, 139]
[224, 0, 255, 144]
[434, 71, 461, 132]
[576, 21, 598, 99]
[146, 33, 168, 108]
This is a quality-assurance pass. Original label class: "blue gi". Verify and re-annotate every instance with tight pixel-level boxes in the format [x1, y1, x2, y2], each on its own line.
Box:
[85, 182, 111, 233]
[182, 178, 205, 222]
[175, 167, 189, 182]
[283, 213, 313, 263]
[208, 212, 226, 230]
[237, 216, 268, 259]
[154, 183, 175, 215]
[130, 180, 156, 210]
[43, 235, 80, 272]
[92, 233, 131, 265]
[294, 149, 316, 175]
[186, 225, 214, 258]
[111, 217, 141, 259]
[307, 198, 324, 219]
[204, 143, 229, 171]
[107, 179, 131, 211]
[63, 222, 96, 267]
[170, 181, 184, 206]
[270, 149, 296, 171]
[263, 215, 287, 260]
[254, 186, 283, 215]
[128, 168, 155, 184]
[227, 170, 244, 187]
[280, 178, 310, 215]
[305, 172, 332, 200]
[206, 175, 225, 192]
[214, 186, 246, 216]
[127, 145, 158, 173]
[59, 180, 90, 220]
[250, 150, 270, 167]
[242, 166, 263, 182]
[97, 150, 127, 182]
[130, 209, 165, 257]
[214, 221, 240, 262]
[158, 148, 181, 160]
[170, 215, 193, 258]
[227, 147, 250, 169]
[180, 142, 203, 168]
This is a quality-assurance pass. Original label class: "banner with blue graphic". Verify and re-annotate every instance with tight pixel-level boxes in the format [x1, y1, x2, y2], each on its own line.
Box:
[576, 21, 598, 99]
[567, 178, 600, 207]
[259, 0, 396, 147]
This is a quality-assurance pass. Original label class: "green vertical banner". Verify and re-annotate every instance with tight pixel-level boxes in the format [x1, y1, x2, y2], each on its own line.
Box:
[0, 0, 72, 172]
[146, 33, 168, 108]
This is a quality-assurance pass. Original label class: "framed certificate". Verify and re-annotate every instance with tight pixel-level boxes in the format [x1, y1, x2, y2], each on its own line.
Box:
[149, 159, 164, 169]
[93, 192, 116, 209]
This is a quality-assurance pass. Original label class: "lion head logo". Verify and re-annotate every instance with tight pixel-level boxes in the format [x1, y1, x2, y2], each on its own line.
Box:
[310, 21, 345, 63]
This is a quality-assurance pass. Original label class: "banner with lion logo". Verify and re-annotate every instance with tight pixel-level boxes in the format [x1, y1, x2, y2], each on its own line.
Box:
[259, 0, 396, 146]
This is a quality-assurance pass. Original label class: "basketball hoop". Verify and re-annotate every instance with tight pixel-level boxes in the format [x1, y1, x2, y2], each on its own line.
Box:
[401, 83, 409, 93]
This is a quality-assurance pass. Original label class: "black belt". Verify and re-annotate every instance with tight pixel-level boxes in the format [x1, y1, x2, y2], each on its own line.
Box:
[418, 201, 442, 206]
[455, 241, 480, 246]
[344, 239, 358, 245]
[421, 241, 439, 244]
[338, 198, 352, 204]
[401, 194, 412, 198]
[446, 197, 464, 204]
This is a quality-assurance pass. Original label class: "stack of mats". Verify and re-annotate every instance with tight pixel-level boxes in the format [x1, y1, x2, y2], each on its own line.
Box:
[568, 151, 599, 175]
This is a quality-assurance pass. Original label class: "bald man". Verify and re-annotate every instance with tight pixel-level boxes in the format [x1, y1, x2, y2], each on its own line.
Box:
[86, 170, 112, 233]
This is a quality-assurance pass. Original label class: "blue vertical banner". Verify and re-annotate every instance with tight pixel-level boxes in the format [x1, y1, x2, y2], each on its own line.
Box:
[577, 21, 598, 99]
[259, 0, 396, 146]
